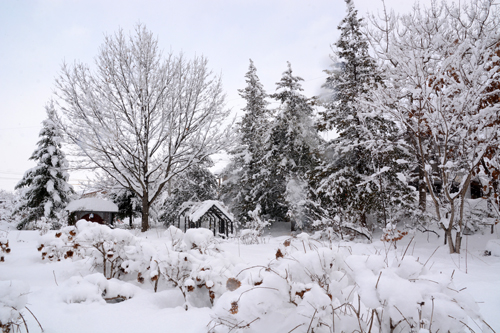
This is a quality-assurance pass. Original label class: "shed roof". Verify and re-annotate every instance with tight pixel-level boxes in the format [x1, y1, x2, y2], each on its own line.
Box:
[66, 198, 119, 213]
[180, 200, 234, 222]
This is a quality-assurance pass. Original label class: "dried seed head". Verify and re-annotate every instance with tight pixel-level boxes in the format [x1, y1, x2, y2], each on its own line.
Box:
[229, 301, 238, 314]
[283, 239, 291, 247]
[226, 278, 241, 291]
[55, 232, 62, 238]
[276, 248, 284, 259]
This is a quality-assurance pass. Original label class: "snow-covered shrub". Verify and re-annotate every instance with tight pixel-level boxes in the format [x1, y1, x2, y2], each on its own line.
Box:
[209, 238, 486, 333]
[123, 227, 235, 310]
[240, 205, 270, 245]
[0, 232, 10, 263]
[380, 222, 409, 249]
[74, 220, 138, 279]
[0, 280, 29, 332]
[58, 273, 141, 304]
[38, 220, 138, 279]
[38, 225, 80, 261]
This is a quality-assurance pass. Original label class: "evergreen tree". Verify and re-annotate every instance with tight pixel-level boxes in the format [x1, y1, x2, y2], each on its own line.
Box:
[258, 62, 320, 230]
[160, 159, 217, 225]
[316, 0, 414, 234]
[108, 188, 142, 228]
[15, 104, 74, 229]
[222, 60, 270, 223]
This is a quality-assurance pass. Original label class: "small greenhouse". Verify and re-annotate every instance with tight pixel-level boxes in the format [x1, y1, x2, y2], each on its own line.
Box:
[178, 200, 234, 237]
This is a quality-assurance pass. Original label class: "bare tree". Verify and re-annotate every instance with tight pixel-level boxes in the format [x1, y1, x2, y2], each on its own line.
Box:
[53, 25, 231, 231]
[366, 0, 500, 252]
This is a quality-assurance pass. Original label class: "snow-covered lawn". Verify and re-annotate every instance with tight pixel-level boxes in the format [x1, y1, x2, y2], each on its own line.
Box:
[1, 222, 499, 332]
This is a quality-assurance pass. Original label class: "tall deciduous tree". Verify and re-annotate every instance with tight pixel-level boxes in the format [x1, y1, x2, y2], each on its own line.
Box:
[222, 60, 270, 223]
[367, 0, 500, 252]
[53, 25, 231, 231]
[15, 105, 74, 229]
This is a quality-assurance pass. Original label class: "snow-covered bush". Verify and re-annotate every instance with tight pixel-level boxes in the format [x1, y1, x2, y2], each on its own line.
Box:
[76, 220, 138, 279]
[240, 205, 269, 245]
[58, 273, 141, 304]
[209, 238, 486, 333]
[0, 280, 29, 332]
[0, 232, 10, 263]
[38, 220, 138, 279]
[38, 225, 80, 261]
[380, 222, 409, 249]
[123, 227, 235, 310]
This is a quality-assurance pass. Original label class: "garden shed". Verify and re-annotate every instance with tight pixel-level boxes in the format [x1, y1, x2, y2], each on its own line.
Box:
[66, 198, 119, 225]
[178, 200, 234, 237]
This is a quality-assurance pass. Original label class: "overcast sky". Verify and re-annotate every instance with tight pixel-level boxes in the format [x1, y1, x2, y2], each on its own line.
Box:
[0, 0, 422, 192]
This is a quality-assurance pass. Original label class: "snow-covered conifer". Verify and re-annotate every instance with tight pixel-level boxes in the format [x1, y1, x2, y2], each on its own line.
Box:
[161, 159, 217, 225]
[222, 60, 271, 223]
[15, 104, 74, 229]
[258, 62, 320, 230]
[316, 0, 414, 233]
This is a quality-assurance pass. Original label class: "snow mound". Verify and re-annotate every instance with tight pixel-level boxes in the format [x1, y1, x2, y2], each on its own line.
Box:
[59, 273, 141, 304]
[184, 228, 215, 249]
[0, 280, 29, 327]
[485, 239, 500, 256]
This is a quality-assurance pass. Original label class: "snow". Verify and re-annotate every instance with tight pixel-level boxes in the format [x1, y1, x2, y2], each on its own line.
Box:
[0, 221, 499, 332]
[66, 198, 119, 212]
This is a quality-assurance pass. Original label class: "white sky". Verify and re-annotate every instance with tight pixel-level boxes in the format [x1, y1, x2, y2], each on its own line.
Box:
[0, 0, 422, 192]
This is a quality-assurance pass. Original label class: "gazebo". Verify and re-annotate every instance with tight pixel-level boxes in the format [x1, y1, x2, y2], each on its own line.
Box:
[66, 198, 119, 225]
[178, 200, 234, 237]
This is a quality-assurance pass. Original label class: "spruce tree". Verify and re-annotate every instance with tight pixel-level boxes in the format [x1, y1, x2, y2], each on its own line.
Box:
[222, 60, 270, 223]
[160, 159, 217, 225]
[258, 62, 320, 230]
[317, 0, 414, 233]
[15, 104, 74, 229]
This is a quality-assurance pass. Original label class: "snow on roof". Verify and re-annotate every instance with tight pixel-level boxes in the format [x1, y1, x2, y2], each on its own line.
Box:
[66, 198, 119, 213]
[182, 200, 234, 222]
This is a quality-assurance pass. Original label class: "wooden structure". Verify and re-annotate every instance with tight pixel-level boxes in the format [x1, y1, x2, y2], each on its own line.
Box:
[178, 200, 234, 237]
[66, 198, 119, 225]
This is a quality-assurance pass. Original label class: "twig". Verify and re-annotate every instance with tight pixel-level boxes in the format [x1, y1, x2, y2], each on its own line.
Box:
[375, 271, 382, 289]
[482, 319, 497, 333]
[306, 309, 318, 333]
[25, 306, 44, 332]
[399, 236, 414, 265]
[18, 311, 29, 333]
[423, 246, 439, 267]
[52, 270, 58, 286]
[429, 296, 434, 332]
[288, 323, 305, 333]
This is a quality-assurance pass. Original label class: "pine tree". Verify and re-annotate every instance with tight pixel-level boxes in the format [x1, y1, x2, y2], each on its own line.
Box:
[316, 0, 414, 234]
[222, 60, 270, 223]
[15, 104, 74, 229]
[108, 188, 142, 228]
[258, 62, 320, 230]
[160, 159, 217, 225]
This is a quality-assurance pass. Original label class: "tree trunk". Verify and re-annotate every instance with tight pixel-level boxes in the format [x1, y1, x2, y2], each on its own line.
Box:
[141, 191, 149, 232]
[418, 167, 427, 212]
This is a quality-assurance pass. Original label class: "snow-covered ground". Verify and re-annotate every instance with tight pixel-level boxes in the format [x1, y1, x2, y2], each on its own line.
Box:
[1, 221, 499, 332]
